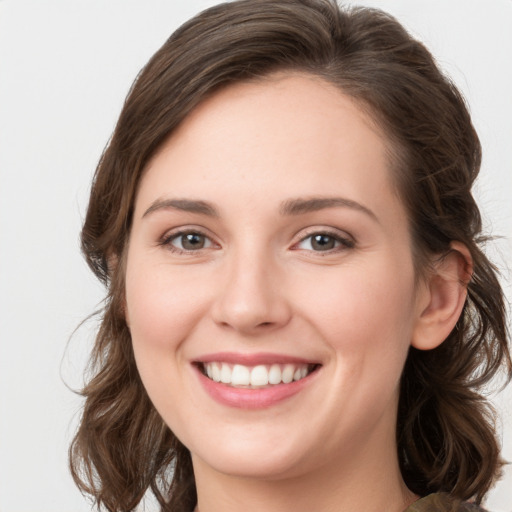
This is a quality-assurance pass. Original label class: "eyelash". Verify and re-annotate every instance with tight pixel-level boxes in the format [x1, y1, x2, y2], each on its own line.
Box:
[159, 228, 355, 254]
[159, 229, 217, 254]
[292, 229, 355, 254]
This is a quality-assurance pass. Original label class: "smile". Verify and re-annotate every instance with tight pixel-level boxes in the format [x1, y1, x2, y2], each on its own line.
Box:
[193, 355, 322, 409]
[199, 362, 318, 388]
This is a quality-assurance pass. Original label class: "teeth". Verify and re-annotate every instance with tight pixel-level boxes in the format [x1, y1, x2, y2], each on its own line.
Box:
[268, 364, 281, 385]
[220, 363, 232, 384]
[282, 364, 294, 384]
[202, 362, 314, 388]
[231, 364, 250, 386]
[251, 365, 269, 386]
[211, 363, 221, 382]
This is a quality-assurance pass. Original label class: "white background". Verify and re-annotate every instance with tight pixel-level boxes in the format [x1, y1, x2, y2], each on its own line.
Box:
[0, 1, 511, 511]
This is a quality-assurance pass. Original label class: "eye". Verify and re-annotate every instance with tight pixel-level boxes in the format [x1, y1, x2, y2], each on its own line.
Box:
[295, 232, 354, 252]
[162, 230, 214, 253]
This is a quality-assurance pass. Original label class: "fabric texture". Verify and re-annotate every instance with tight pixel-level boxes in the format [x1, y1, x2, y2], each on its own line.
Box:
[405, 493, 488, 512]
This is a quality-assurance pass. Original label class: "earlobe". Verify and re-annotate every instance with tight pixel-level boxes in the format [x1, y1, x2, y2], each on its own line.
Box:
[411, 242, 473, 351]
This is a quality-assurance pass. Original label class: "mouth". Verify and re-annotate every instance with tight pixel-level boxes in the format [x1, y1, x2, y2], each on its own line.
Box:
[196, 361, 320, 389]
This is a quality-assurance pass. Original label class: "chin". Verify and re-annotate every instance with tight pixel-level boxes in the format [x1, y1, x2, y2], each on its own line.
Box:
[188, 428, 312, 480]
[197, 452, 306, 481]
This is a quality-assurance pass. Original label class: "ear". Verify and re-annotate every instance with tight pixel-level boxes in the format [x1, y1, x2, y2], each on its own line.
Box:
[411, 242, 473, 350]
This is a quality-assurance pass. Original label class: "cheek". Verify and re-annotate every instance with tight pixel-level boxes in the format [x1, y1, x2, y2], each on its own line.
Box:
[299, 262, 416, 342]
[124, 257, 211, 420]
[125, 258, 210, 355]
[293, 256, 418, 398]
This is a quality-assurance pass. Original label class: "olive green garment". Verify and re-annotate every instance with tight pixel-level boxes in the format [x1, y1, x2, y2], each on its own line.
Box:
[405, 493, 488, 512]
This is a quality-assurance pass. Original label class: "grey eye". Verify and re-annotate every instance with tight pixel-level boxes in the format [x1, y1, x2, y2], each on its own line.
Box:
[296, 232, 354, 252]
[297, 233, 340, 251]
[171, 232, 212, 251]
[310, 234, 336, 251]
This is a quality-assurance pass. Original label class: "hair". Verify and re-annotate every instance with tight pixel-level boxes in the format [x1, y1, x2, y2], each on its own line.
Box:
[70, 0, 512, 510]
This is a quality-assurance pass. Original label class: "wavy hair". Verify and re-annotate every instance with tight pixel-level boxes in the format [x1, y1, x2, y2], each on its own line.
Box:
[70, 1, 512, 510]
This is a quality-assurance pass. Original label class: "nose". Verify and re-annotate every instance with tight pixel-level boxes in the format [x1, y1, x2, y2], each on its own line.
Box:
[211, 249, 292, 335]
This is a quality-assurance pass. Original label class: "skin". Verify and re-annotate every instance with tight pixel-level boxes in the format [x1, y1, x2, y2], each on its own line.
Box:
[124, 73, 469, 512]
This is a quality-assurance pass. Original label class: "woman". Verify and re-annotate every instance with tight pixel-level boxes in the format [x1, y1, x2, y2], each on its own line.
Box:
[70, 1, 511, 510]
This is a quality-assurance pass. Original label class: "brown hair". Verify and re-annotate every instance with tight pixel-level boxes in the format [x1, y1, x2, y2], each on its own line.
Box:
[70, 1, 512, 510]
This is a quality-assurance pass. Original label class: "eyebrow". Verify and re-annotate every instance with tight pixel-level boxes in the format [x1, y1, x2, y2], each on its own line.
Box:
[143, 198, 219, 218]
[280, 197, 379, 222]
[142, 196, 378, 222]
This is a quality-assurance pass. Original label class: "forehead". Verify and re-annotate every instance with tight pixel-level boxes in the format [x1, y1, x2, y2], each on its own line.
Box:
[152, 72, 389, 164]
[136, 73, 404, 226]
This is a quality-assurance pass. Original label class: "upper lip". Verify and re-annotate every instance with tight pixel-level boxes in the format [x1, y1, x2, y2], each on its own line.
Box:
[193, 352, 321, 366]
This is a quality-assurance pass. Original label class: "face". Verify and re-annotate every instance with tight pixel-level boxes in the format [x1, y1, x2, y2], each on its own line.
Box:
[125, 74, 425, 481]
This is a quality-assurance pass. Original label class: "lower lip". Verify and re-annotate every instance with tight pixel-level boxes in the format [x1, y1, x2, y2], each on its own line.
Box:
[194, 366, 318, 409]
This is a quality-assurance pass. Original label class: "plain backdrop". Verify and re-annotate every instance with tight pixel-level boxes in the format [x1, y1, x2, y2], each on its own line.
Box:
[0, 1, 511, 511]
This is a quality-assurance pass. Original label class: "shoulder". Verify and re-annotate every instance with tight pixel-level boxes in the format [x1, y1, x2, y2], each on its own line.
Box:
[405, 493, 489, 512]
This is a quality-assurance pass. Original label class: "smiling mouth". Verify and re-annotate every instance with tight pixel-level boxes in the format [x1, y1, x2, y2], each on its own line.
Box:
[197, 362, 320, 388]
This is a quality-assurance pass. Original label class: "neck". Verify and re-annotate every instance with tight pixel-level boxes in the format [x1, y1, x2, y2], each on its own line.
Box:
[192, 422, 417, 512]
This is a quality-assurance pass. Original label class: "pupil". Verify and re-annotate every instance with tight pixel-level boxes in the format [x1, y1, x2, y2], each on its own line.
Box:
[182, 233, 204, 250]
[312, 234, 334, 251]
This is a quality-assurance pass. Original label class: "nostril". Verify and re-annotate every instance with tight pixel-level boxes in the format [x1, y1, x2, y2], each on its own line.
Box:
[211, 286, 292, 333]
